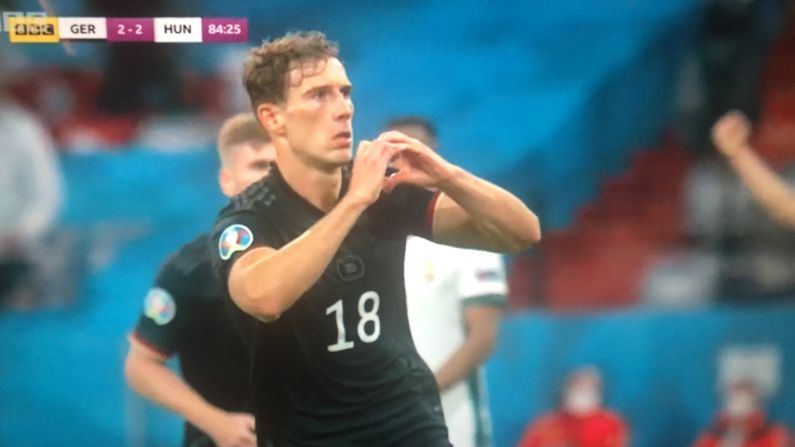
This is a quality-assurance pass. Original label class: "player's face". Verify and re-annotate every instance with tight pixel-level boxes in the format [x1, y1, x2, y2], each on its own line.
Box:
[282, 57, 354, 169]
[223, 141, 276, 197]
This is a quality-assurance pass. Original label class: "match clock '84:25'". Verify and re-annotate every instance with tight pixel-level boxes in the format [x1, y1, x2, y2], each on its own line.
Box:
[208, 23, 242, 35]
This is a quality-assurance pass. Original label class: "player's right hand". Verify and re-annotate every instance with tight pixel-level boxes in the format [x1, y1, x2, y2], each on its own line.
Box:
[207, 412, 257, 447]
[347, 139, 399, 207]
[712, 110, 752, 159]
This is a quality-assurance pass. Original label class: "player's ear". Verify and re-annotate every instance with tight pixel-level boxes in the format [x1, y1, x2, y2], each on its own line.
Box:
[257, 103, 285, 137]
[219, 168, 235, 197]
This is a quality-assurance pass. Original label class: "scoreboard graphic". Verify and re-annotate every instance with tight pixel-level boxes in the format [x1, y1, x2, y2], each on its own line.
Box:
[8, 16, 248, 43]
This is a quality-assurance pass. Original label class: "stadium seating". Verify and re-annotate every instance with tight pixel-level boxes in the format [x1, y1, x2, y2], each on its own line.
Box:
[509, 16, 795, 312]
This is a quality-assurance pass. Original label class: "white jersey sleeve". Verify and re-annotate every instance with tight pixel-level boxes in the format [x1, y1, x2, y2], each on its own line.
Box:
[457, 250, 508, 307]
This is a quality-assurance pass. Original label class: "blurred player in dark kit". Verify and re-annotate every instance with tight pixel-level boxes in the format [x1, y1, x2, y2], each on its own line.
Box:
[125, 114, 274, 447]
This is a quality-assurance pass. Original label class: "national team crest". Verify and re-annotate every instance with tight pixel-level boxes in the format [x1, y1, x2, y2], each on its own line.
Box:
[336, 255, 365, 282]
[144, 288, 176, 325]
[218, 224, 254, 260]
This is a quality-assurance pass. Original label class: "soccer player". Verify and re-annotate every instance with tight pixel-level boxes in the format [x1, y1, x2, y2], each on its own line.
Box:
[712, 110, 795, 230]
[211, 32, 541, 446]
[124, 113, 275, 447]
[388, 116, 507, 447]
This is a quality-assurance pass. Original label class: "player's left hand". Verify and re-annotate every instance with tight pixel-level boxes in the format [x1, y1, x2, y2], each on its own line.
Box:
[376, 131, 459, 192]
[205, 412, 257, 447]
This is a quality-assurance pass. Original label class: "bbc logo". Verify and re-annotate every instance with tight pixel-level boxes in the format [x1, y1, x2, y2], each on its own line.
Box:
[1, 11, 47, 32]
[14, 22, 55, 36]
[8, 16, 59, 43]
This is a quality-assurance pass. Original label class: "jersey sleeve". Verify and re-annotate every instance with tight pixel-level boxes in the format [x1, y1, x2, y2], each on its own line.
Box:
[210, 209, 281, 286]
[373, 184, 439, 240]
[131, 258, 193, 357]
[457, 250, 508, 307]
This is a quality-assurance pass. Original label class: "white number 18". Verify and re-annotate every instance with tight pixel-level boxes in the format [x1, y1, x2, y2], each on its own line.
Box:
[326, 291, 381, 352]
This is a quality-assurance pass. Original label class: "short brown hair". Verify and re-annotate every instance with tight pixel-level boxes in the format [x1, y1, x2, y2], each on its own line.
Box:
[217, 113, 270, 165]
[243, 31, 339, 109]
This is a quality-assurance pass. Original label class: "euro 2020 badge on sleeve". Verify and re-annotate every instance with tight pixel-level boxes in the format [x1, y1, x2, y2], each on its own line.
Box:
[144, 287, 176, 325]
[219, 224, 254, 261]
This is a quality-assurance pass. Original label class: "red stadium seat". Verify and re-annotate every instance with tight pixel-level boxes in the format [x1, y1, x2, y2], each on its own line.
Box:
[56, 113, 142, 149]
[525, 142, 693, 311]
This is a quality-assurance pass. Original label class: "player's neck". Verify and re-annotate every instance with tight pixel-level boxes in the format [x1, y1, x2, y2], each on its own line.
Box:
[279, 157, 343, 213]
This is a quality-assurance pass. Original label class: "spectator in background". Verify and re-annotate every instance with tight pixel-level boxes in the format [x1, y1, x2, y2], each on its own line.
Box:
[707, 110, 795, 302]
[693, 379, 788, 447]
[0, 54, 63, 309]
[517, 367, 628, 447]
[388, 116, 507, 447]
[713, 111, 795, 231]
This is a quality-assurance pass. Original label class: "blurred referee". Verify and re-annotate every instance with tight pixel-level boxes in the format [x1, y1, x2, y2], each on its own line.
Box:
[124, 114, 274, 447]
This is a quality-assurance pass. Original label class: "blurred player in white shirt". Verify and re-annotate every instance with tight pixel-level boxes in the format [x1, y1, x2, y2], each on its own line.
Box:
[388, 117, 507, 447]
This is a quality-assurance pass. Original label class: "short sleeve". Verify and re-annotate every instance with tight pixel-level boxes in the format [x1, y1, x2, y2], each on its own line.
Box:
[457, 250, 508, 307]
[132, 260, 192, 357]
[371, 184, 439, 240]
[210, 209, 280, 286]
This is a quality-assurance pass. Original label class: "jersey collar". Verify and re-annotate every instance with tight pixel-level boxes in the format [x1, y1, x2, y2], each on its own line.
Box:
[270, 163, 352, 217]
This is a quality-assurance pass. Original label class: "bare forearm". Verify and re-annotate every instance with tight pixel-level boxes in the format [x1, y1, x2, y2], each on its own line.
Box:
[231, 197, 367, 320]
[437, 168, 541, 252]
[124, 356, 221, 433]
[435, 334, 495, 391]
[729, 147, 795, 228]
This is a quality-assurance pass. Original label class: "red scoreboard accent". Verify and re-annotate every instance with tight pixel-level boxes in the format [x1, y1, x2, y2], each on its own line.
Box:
[106, 18, 154, 42]
[202, 17, 248, 43]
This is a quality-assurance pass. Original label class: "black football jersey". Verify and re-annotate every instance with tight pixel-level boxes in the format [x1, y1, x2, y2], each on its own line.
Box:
[132, 234, 252, 447]
[210, 167, 451, 447]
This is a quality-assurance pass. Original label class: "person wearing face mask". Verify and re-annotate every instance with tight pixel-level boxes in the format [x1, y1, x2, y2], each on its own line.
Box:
[516, 367, 628, 447]
[693, 380, 788, 447]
